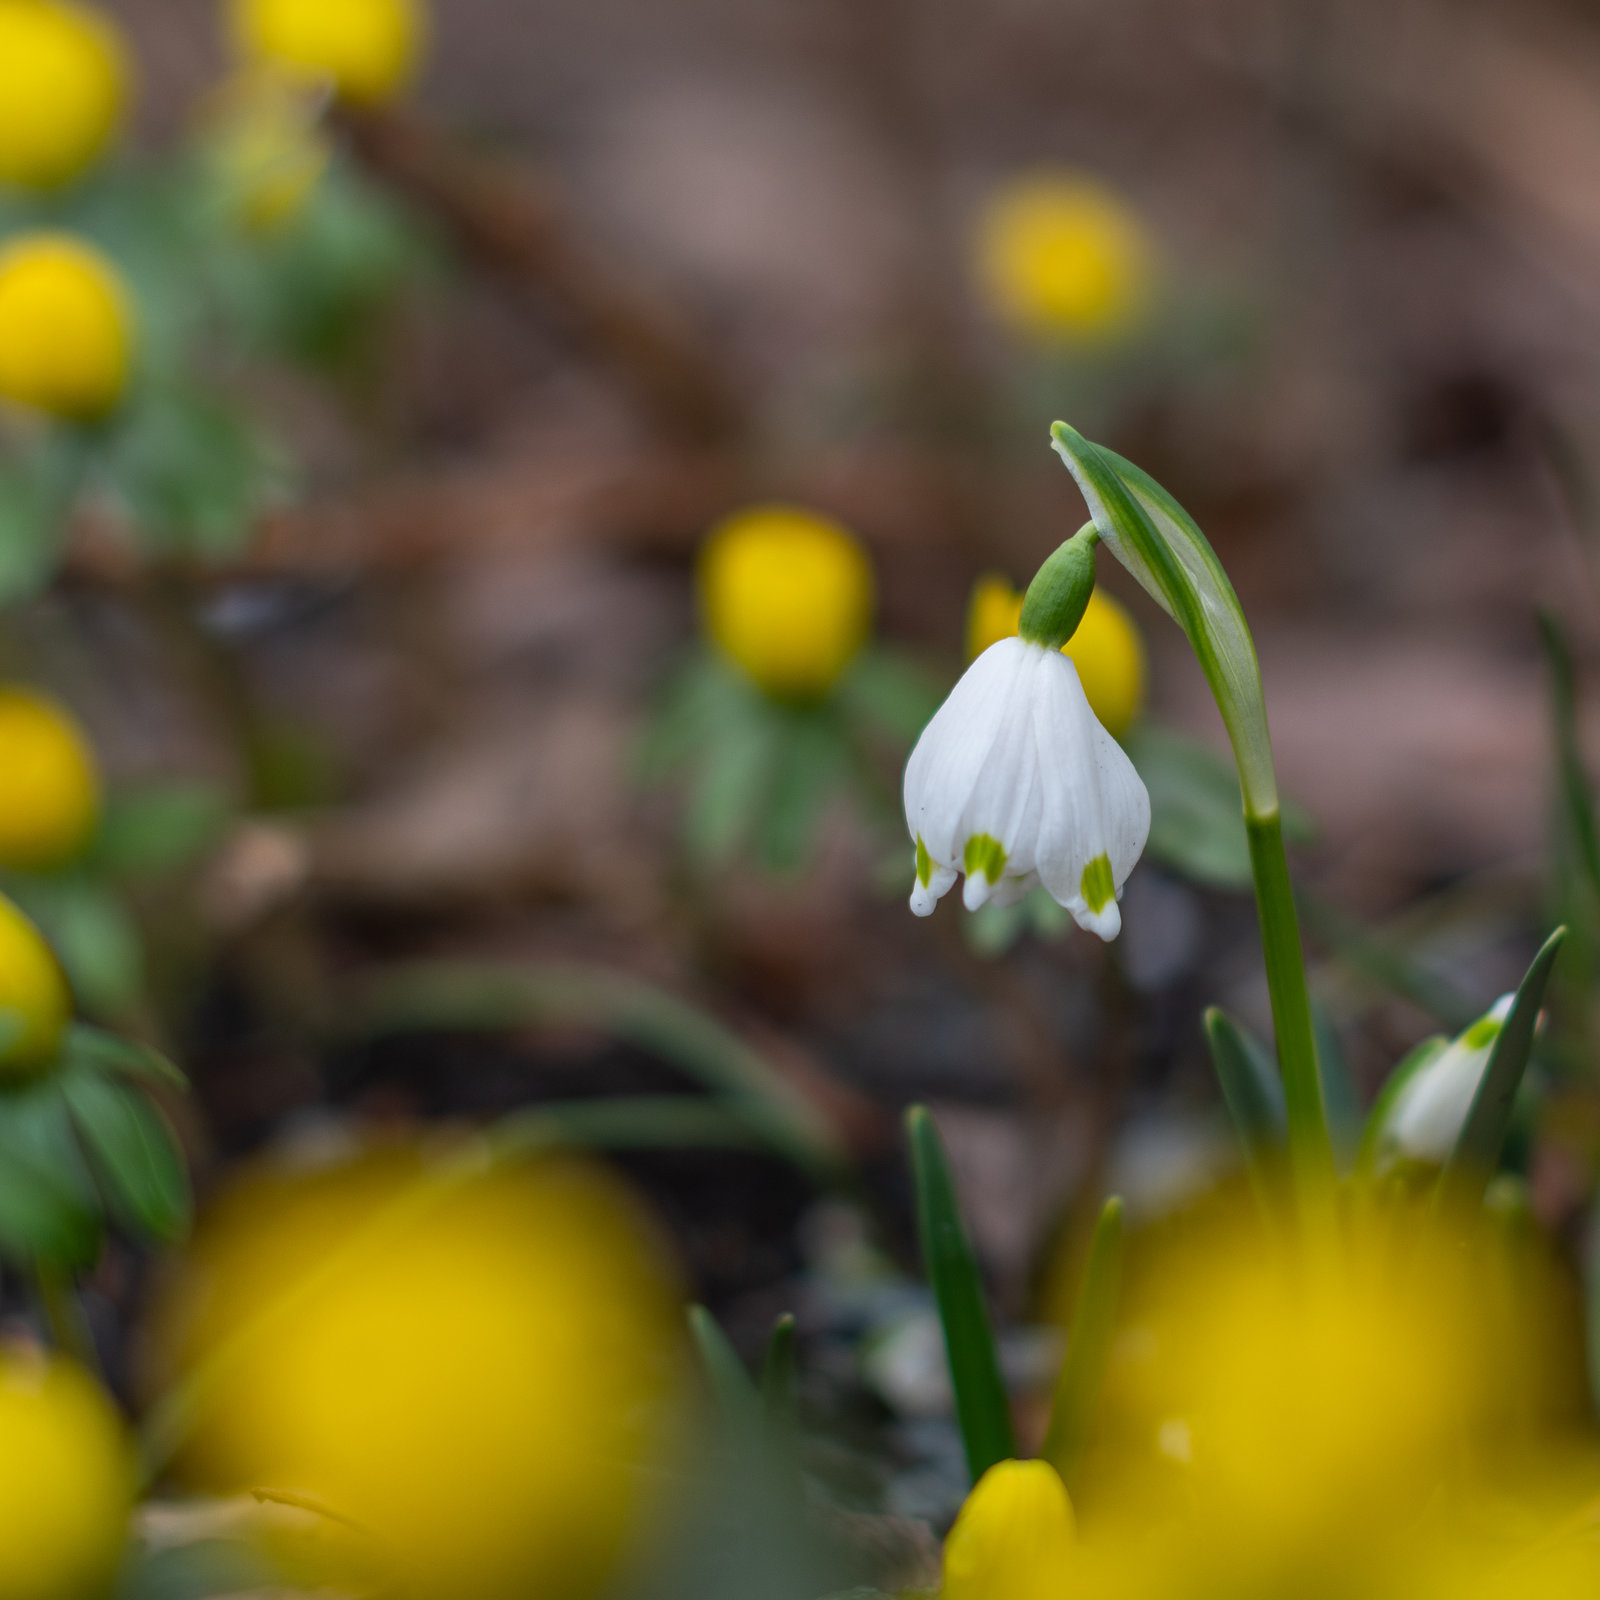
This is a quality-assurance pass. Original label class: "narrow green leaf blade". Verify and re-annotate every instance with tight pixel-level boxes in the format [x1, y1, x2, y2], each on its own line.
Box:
[1539, 612, 1600, 900]
[1042, 1196, 1124, 1487]
[61, 1024, 188, 1091]
[1436, 928, 1566, 1211]
[688, 1304, 761, 1442]
[60, 1072, 192, 1244]
[1203, 1007, 1286, 1206]
[906, 1105, 1015, 1481]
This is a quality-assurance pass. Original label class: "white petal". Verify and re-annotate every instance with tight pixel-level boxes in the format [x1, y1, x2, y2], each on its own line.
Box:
[1030, 654, 1150, 939]
[910, 864, 958, 917]
[1388, 994, 1513, 1162]
[904, 639, 1037, 871]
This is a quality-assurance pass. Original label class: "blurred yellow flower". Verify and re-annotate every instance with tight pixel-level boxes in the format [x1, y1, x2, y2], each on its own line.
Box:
[966, 574, 1145, 736]
[0, 893, 70, 1077]
[943, 1459, 1076, 1600]
[0, 234, 133, 419]
[976, 172, 1155, 343]
[0, 688, 101, 871]
[150, 1147, 684, 1600]
[201, 70, 331, 233]
[1068, 1205, 1597, 1598]
[700, 505, 875, 701]
[229, 0, 426, 106]
[0, 1, 126, 192]
[0, 1348, 133, 1600]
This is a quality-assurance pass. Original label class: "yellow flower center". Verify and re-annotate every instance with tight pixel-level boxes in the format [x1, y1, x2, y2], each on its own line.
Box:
[0, 233, 134, 419]
[699, 504, 875, 702]
[0, 687, 100, 871]
[229, 0, 427, 105]
[0, 0, 126, 191]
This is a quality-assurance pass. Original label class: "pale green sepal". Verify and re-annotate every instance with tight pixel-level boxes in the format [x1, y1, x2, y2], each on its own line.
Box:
[1018, 522, 1099, 650]
[1049, 423, 1277, 816]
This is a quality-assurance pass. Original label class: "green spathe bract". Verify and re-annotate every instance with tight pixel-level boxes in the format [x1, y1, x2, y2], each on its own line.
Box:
[1048, 423, 1335, 1220]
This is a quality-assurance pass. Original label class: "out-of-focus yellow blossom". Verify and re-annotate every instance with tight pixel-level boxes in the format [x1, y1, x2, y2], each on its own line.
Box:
[200, 70, 331, 233]
[943, 1459, 1076, 1600]
[149, 1146, 684, 1600]
[0, 1, 126, 192]
[1060, 1204, 1597, 1599]
[0, 1348, 133, 1600]
[229, 0, 426, 106]
[976, 172, 1155, 343]
[700, 505, 875, 702]
[0, 235, 133, 419]
[0, 894, 70, 1076]
[966, 574, 1145, 736]
[0, 688, 101, 871]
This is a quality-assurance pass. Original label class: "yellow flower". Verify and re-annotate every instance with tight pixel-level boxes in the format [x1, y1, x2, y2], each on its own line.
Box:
[0, 688, 101, 871]
[966, 574, 1145, 737]
[0, 893, 70, 1077]
[200, 69, 331, 233]
[943, 1459, 1076, 1600]
[149, 1147, 683, 1600]
[976, 171, 1155, 343]
[0, 234, 134, 419]
[0, 1348, 133, 1600]
[0, 1, 126, 192]
[699, 505, 875, 701]
[229, 0, 427, 105]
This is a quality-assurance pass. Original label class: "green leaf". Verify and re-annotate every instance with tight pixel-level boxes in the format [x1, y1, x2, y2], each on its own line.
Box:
[1202, 1007, 1286, 1208]
[686, 707, 779, 867]
[906, 1105, 1016, 1482]
[1539, 612, 1600, 900]
[0, 1083, 103, 1268]
[0, 459, 68, 606]
[60, 1071, 191, 1244]
[360, 961, 847, 1184]
[836, 649, 945, 745]
[105, 385, 288, 559]
[89, 783, 232, 879]
[61, 1024, 188, 1090]
[1435, 928, 1566, 1213]
[1357, 1034, 1448, 1177]
[489, 1096, 766, 1158]
[9, 877, 143, 1016]
[761, 1312, 798, 1439]
[688, 1304, 762, 1442]
[1311, 1000, 1362, 1169]
[1042, 1196, 1124, 1488]
[760, 714, 848, 873]
[1128, 725, 1311, 890]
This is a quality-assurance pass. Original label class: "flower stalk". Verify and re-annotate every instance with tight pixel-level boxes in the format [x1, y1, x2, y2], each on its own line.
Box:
[1049, 423, 1336, 1220]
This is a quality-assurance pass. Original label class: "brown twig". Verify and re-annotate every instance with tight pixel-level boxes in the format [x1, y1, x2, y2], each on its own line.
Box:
[335, 104, 745, 448]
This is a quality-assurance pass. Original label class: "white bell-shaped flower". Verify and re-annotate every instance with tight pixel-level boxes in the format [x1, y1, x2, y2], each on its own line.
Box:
[1386, 994, 1513, 1164]
[903, 636, 1150, 939]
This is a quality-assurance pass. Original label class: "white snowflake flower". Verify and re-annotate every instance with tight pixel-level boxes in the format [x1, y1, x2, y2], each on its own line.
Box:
[903, 636, 1150, 940]
[1386, 994, 1514, 1164]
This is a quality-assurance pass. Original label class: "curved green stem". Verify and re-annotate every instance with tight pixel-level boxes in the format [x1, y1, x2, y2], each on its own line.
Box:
[1247, 812, 1335, 1211]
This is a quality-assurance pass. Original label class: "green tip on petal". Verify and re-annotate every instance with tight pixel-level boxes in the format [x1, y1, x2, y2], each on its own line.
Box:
[1080, 853, 1115, 914]
[916, 835, 934, 889]
[964, 833, 1008, 884]
[1461, 1014, 1502, 1050]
